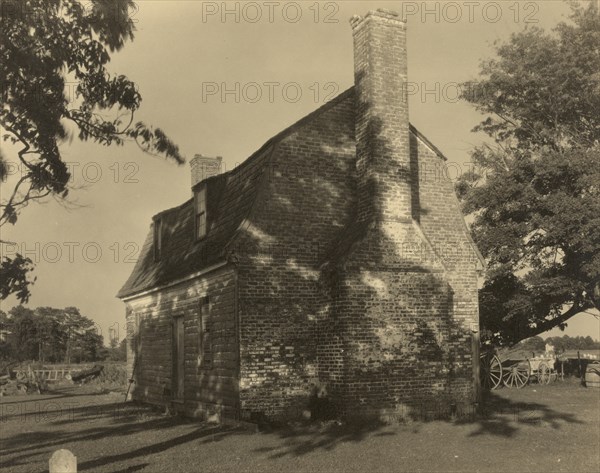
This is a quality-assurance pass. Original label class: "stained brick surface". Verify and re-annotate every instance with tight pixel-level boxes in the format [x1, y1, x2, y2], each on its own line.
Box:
[124, 266, 239, 419]
[120, 9, 483, 423]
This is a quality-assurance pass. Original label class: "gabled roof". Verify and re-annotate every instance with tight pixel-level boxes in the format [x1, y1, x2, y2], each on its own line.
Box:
[116, 142, 272, 299]
[117, 89, 355, 299]
[117, 87, 471, 299]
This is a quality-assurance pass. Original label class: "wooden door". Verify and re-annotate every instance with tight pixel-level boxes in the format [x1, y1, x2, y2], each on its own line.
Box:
[172, 316, 185, 400]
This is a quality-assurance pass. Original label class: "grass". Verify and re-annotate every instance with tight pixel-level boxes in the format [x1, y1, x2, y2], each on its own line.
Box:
[0, 379, 598, 473]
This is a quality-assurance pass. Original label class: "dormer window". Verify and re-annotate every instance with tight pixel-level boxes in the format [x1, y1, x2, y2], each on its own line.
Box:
[194, 185, 207, 240]
[153, 217, 162, 261]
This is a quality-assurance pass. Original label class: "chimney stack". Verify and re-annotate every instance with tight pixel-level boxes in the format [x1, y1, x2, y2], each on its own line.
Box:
[190, 154, 222, 188]
[351, 9, 411, 224]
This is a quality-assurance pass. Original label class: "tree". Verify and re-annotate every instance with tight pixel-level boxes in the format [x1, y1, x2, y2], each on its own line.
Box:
[458, 2, 600, 345]
[106, 337, 126, 361]
[515, 336, 546, 353]
[0, 0, 184, 302]
[1, 305, 107, 362]
[0, 309, 11, 360]
[544, 334, 600, 352]
[61, 306, 96, 363]
[5, 305, 38, 360]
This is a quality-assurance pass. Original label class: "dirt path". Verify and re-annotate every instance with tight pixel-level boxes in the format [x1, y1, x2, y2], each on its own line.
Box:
[1, 382, 598, 472]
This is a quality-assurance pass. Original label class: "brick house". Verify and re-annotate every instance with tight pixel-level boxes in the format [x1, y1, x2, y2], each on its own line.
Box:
[118, 9, 485, 422]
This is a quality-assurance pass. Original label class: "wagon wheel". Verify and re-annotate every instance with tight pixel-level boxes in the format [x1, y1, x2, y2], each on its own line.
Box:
[502, 359, 531, 388]
[480, 353, 503, 390]
[537, 362, 551, 385]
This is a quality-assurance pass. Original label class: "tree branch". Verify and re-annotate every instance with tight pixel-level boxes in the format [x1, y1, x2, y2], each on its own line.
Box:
[523, 299, 593, 339]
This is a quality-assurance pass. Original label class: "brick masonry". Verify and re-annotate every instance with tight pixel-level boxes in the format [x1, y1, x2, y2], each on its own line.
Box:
[190, 155, 223, 188]
[124, 266, 239, 419]
[120, 8, 483, 423]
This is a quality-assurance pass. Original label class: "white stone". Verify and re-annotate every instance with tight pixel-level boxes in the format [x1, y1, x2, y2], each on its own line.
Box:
[49, 449, 77, 473]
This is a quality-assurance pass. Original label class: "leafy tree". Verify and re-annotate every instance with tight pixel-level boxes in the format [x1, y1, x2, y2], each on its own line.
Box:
[106, 337, 127, 361]
[458, 2, 600, 345]
[0, 253, 35, 303]
[545, 334, 600, 352]
[61, 306, 97, 363]
[1, 305, 107, 362]
[5, 305, 38, 360]
[0, 309, 11, 360]
[72, 329, 106, 362]
[0, 0, 184, 301]
[515, 336, 546, 353]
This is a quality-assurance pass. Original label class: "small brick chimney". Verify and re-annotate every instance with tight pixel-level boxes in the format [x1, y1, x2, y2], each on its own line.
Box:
[350, 9, 411, 224]
[190, 154, 222, 188]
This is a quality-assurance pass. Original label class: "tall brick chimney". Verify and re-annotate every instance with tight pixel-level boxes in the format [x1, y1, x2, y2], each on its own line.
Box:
[190, 154, 222, 188]
[350, 9, 411, 224]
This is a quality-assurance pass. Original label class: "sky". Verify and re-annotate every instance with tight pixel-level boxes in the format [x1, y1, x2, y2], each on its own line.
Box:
[1, 0, 598, 343]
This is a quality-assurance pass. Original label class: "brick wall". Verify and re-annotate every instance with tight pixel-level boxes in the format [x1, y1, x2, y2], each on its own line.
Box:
[315, 130, 481, 422]
[124, 265, 239, 419]
[230, 91, 481, 421]
[190, 155, 223, 188]
[122, 9, 482, 423]
[309, 9, 480, 420]
[233, 93, 357, 421]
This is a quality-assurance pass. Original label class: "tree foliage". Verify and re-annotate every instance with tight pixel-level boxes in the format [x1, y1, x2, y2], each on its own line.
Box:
[513, 334, 600, 354]
[0, 305, 106, 363]
[0, 253, 35, 302]
[543, 334, 600, 352]
[458, 2, 600, 345]
[106, 337, 126, 362]
[0, 0, 184, 300]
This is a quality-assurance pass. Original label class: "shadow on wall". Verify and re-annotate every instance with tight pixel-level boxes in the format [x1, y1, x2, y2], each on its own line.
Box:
[231, 82, 480, 421]
[312, 93, 478, 419]
[127, 283, 237, 417]
[122, 72, 480, 422]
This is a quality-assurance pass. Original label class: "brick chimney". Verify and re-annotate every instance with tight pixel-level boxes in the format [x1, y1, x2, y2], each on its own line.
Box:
[190, 154, 222, 188]
[350, 9, 411, 224]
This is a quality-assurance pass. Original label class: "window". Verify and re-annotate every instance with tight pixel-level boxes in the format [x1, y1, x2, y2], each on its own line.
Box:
[194, 185, 207, 240]
[198, 296, 212, 369]
[153, 218, 162, 261]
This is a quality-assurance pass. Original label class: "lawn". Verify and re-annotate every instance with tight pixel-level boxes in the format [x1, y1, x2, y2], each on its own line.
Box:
[1, 380, 598, 473]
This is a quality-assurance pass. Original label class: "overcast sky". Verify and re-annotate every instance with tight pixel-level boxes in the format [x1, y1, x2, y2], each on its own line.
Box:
[2, 0, 598, 343]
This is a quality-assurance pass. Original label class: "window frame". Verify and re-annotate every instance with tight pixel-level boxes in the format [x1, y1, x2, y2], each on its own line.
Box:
[194, 184, 208, 240]
[198, 295, 212, 370]
[153, 218, 162, 261]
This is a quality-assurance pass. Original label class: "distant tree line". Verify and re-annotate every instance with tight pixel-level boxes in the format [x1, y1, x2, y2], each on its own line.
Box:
[516, 334, 600, 354]
[0, 305, 125, 363]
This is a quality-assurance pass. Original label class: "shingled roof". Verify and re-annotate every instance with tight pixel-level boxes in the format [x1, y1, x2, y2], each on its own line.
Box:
[116, 142, 272, 299]
[117, 89, 354, 298]
[117, 87, 454, 299]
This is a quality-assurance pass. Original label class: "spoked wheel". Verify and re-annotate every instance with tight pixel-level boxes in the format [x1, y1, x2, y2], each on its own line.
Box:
[502, 359, 531, 388]
[537, 362, 551, 385]
[480, 353, 503, 390]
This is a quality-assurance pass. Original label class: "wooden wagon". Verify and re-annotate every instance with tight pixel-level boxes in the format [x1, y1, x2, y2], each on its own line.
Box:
[480, 349, 558, 389]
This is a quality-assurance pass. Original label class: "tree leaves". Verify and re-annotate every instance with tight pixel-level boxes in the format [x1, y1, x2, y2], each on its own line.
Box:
[1, 0, 184, 228]
[0, 305, 105, 362]
[0, 254, 36, 303]
[458, 2, 600, 345]
[0, 0, 185, 301]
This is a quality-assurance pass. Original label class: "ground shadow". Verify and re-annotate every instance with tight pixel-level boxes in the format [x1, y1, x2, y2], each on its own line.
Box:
[0, 384, 590, 471]
[251, 388, 586, 459]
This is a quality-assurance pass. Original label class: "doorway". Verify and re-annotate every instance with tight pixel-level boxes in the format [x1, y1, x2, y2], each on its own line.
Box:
[172, 316, 185, 400]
